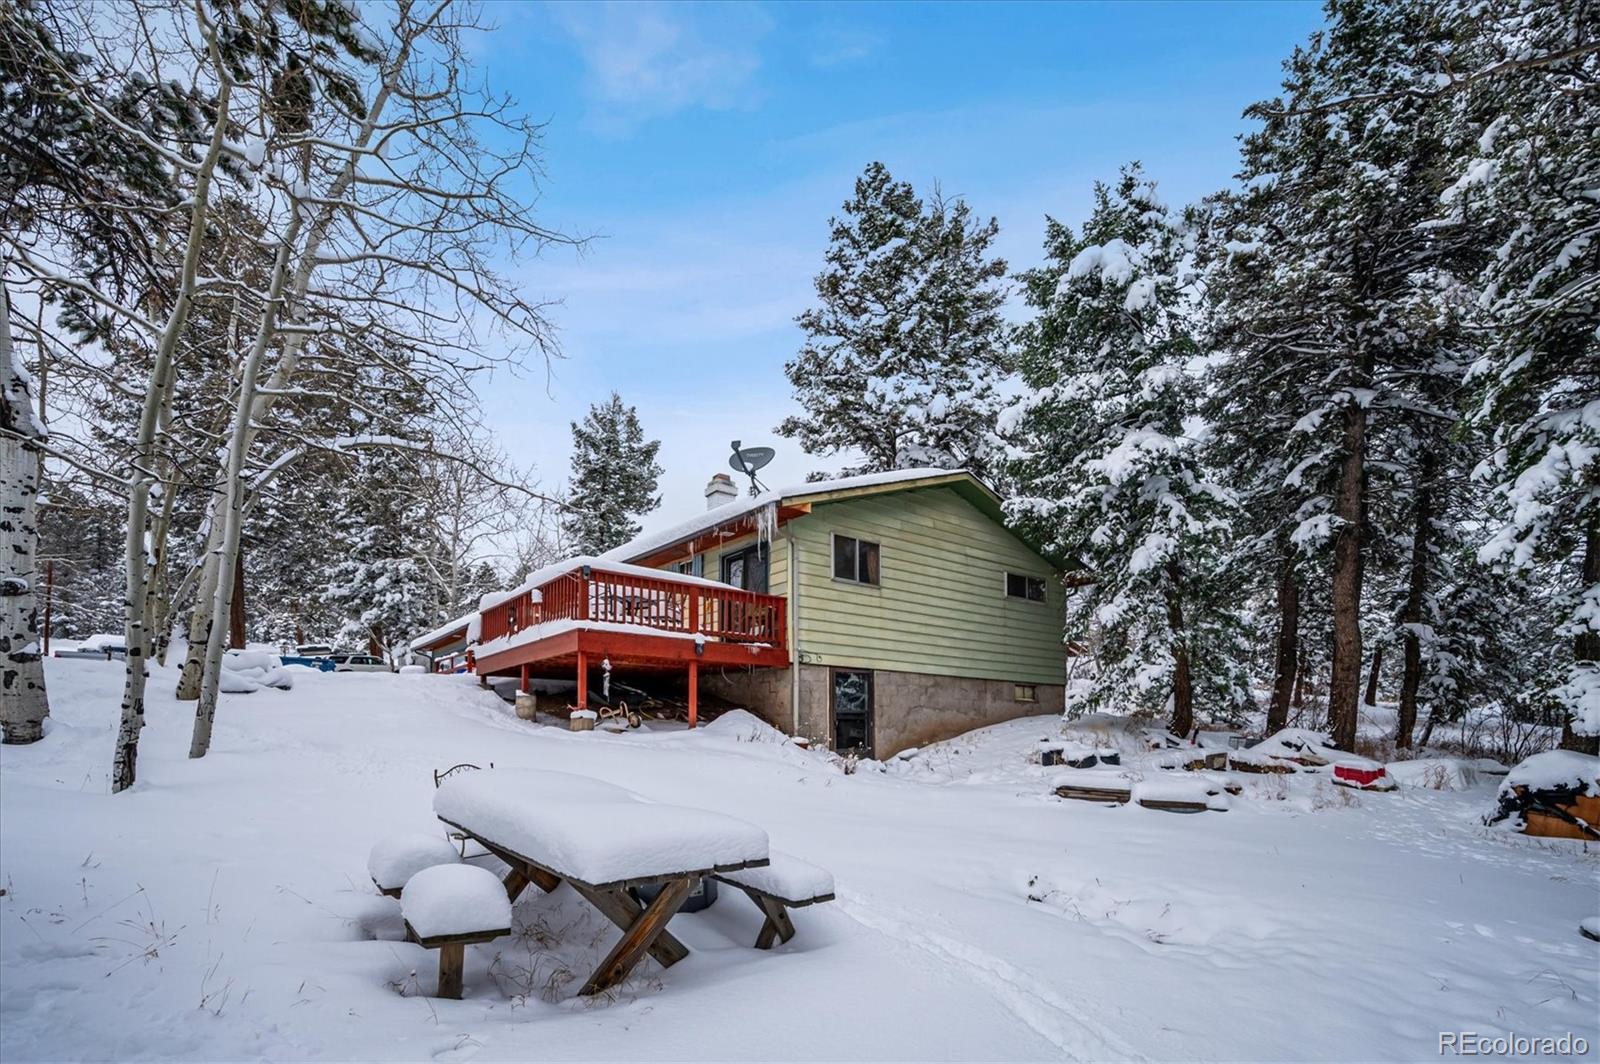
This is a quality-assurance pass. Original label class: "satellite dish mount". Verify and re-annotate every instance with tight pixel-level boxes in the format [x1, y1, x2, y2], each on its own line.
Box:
[729, 440, 775, 496]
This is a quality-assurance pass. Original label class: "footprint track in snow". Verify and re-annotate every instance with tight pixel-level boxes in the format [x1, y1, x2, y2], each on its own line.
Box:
[836, 889, 1147, 1062]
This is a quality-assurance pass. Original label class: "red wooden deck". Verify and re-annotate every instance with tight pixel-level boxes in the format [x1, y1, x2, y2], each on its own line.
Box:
[473, 563, 788, 725]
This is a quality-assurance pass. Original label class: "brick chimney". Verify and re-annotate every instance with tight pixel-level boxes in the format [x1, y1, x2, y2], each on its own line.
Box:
[705, 472, 738, 509]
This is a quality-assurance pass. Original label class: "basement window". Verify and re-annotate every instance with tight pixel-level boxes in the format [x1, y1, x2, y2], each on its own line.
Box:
[1014, 684, 1038, 703]
[832, 535, 880, 586]
[1006, 573, 1047, 602]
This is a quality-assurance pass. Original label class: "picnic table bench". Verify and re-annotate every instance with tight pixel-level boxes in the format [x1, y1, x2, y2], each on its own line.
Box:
[712, 851, 836, 949]
[400, 864, 513, 999]
[433, 768, 770, 996]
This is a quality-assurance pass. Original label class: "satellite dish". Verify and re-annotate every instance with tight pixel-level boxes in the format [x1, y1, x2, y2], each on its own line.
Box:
[729, 441, 775, 495]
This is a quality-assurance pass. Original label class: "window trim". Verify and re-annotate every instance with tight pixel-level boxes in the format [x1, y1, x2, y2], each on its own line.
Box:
[1004, 571, 1048, 604]
[830, 532, 881, 587]
[720, 542, 768, 593]
[829, 666, 875, 757]
[1013, 683, 1039, 703]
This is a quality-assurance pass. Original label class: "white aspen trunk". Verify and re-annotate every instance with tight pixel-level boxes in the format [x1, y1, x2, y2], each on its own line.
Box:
[173, 292, 241, 692]
[142, 472, 177, 658]
[189, 225, 300, 758]
[0, 280, 49, 745]
[175, 519, 223, 698]
[111, 70, 232, 793]
[158, 547, 205, 667]
[189, 38, 414, 759]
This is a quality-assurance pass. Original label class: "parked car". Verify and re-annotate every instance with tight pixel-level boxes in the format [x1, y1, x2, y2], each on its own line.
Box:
[330, 654, 390, 673]
[281, 655, 337, 672]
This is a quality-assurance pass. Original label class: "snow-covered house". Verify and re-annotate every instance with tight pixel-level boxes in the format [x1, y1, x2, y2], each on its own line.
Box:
[410, 610, 480, 672]
[471, 469, 1066, 758]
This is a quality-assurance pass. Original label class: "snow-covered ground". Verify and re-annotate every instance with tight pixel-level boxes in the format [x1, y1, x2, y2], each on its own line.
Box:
[2, 659, 1596, 1061]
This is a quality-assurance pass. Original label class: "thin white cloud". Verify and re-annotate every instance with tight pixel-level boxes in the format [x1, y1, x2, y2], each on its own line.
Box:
[806, 23, 882, 68]
[546, 1, 772, 131]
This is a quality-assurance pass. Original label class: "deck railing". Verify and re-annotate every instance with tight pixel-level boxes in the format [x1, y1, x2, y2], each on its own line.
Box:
[478, 564, 786, 650]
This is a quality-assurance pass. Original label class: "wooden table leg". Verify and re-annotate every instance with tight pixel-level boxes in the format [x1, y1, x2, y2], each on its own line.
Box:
[579, 877, 694, 996]
[502, 865, 531, 902]
[437, 942, 465, 999]
[570, 883, 690, 967]
[480, 842, 562, 900]
[744, 888, 796, 949]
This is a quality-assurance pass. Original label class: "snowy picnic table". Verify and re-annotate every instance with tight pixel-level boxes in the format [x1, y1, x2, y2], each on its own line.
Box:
[432, 768, 770, 995]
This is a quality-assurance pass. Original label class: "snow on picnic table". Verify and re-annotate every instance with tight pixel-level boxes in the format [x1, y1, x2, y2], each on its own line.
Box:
[433, 767, 769, 886]
[401, 864, 511, 940]
[0, 661, 1596, 1062]
[717, 850, 835, 902]
[367, 831, 460, 893]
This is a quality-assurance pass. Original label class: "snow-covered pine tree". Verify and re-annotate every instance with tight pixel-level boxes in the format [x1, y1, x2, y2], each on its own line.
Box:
[779, 162, 1009, 480]
[460, 561, 503, 618]
[36, 482, 124, 641]
[903, 189, 1010, 484]
[560, 392, 663, 555]
[1197, 189, 1335, 735]
[1440, 0, 1600, 750]
[1416, 561, 1565, 752]
[321, 371, 444, 665]
[1212, 0, 1468, 750]
[1007, 165, 1249, 737]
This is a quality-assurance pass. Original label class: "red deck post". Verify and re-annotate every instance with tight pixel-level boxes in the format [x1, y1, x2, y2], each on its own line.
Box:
[687, 659, 698, 729]
[520, 663, 529, 694]
[576, 649, 588, 709]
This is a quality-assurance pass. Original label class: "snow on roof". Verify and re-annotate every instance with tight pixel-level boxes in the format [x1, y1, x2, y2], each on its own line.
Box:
[409, 610, 481, 652]
[475, 617, 720, 659]
[602, 467, 980, 564]
[478, 554, 740, 612]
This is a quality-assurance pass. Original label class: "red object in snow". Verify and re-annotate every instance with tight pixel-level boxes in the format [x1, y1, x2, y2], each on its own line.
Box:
[1333, 763, 1386, 787]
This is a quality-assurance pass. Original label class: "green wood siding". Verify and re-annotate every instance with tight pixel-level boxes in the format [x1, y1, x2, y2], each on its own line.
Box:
[642, 485, 1064, 685]
[654, 531, 790, 600]
[789, 487, 1065, 685]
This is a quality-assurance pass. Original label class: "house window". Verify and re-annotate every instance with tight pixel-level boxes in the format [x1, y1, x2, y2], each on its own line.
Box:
[673, 559, 693, 575]
[832, 535, 880, 585]
[1006, 572, 1047, 602]
[1014, 684, 1038, 703]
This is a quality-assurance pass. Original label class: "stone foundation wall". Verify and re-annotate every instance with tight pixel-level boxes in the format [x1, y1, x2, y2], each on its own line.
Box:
[703, 663, 1062, 759]
[700, 666, 792, 732]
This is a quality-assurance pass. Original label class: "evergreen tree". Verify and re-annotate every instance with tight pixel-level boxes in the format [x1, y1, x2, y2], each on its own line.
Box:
[460, 560, 503, 617]
[779, 162, 1009, 480]
[1207, 0, 1466, 750]
[1440, 0, 1600, 748]
[1008, 165, 1249, 736]
[561, 392, 663, 555]
[320, 372, 443, 664]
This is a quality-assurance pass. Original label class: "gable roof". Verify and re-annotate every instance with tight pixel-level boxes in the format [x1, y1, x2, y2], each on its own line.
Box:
[603, 467, 1063, 570]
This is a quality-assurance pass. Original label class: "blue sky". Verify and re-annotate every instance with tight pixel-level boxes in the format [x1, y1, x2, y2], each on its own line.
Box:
[469, 1, 1327, 528]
